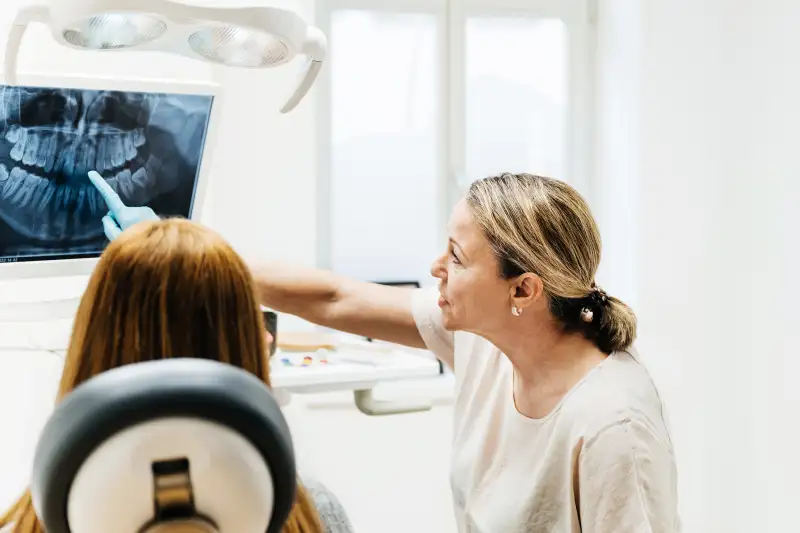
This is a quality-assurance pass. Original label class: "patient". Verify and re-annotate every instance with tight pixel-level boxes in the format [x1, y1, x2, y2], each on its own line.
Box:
[0, 218, 354, 533]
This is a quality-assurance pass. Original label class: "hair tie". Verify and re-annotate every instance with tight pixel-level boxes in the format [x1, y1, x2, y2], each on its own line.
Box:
[590, 284, 608, 306]
[580, 283, 609, 323]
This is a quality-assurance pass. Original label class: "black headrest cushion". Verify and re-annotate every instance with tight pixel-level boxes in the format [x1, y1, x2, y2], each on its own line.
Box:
[31, 358, 296, 533]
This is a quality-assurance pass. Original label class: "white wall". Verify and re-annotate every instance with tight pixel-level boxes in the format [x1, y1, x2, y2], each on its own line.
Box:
[595, 1, 800, 531]
[592, 0, 641, 310]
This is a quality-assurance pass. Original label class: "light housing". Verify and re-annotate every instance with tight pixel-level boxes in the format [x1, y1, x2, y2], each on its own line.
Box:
[5, 0, 327, 113]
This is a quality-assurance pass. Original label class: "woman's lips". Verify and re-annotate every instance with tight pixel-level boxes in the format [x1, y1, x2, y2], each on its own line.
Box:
[438, 294, 448, 307]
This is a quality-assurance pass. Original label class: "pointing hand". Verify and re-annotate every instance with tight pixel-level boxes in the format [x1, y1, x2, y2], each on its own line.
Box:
[88, 170, 160, 241]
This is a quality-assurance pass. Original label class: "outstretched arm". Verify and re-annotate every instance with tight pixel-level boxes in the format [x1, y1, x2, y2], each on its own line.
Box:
[250, 261, 426, 349]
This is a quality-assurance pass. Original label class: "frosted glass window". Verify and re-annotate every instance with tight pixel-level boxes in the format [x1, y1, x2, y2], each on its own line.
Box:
[464, 17, 568, 184]
[329, 10, 440, 283]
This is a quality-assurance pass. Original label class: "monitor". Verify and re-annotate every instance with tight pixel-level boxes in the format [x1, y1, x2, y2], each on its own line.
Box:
[0, 73, 221, 280]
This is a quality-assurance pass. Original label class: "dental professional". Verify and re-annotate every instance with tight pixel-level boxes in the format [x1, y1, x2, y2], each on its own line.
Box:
[90, 171, 681, 533]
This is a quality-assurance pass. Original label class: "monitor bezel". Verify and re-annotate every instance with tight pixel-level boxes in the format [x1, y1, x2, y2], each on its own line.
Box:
[0, 71, 223, 280]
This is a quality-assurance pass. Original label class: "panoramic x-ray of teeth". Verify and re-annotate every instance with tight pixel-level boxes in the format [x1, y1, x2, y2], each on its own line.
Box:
[0, 85, 214, 262]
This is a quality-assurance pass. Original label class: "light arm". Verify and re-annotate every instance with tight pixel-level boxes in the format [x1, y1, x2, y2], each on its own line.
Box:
[4, 7, 49, 85]
[279, 25, 326, 113]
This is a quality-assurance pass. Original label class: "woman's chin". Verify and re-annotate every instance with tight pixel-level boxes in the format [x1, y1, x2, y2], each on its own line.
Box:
[440, 310, 459, 332]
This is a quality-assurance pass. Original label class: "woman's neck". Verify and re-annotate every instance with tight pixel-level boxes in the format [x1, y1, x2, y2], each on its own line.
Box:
[486, 320, 608, 418]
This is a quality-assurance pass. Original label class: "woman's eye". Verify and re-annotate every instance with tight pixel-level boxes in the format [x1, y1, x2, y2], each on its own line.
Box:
[450, 251, 461, 265]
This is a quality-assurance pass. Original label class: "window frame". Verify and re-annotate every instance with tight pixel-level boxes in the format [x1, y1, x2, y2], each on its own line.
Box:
[314, 0, 596, 270]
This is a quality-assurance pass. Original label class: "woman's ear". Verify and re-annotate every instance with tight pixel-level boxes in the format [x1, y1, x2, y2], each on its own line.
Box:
[510, 273, 545, 311]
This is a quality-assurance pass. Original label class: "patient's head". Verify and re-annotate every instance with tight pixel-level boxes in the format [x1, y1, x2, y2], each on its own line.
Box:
[60, 218, 269, 396]
[0, 219, 325, 533]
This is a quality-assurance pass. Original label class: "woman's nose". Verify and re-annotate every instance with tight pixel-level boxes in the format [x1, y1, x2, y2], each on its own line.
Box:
[430, 255, 447, 279]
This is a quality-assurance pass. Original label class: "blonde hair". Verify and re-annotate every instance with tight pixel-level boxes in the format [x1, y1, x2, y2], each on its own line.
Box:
[0, 218, 322, 533]
[466, 173, 636, 353]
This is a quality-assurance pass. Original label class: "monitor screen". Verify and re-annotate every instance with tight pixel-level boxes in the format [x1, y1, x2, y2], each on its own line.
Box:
[0, 85, 214, 264]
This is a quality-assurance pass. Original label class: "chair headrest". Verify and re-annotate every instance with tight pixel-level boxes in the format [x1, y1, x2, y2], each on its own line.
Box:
[31, 358, 296, 533]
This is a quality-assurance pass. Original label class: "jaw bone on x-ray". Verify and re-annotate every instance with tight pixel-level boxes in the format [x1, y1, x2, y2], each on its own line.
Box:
[0, 85, 214, 261]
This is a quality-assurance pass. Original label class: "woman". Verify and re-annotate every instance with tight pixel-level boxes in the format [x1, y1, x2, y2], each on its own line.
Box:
[0, 219, 353, 533]
[93, 172, 680, 532]
[250, 173, 680, 533]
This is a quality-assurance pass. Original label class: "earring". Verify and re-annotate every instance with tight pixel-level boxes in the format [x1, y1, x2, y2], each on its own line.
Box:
[580, 307, 594, 323]
[511, 306, 522, 317]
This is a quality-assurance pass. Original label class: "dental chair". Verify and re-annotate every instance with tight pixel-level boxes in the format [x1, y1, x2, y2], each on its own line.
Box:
[30, 359, 296, 533]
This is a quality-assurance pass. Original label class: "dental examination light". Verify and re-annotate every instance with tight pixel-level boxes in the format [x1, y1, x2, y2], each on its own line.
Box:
[31, 359, 297, 533]
[5, 0, 327, 113]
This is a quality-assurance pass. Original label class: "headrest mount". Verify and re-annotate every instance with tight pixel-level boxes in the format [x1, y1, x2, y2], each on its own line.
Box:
[140, 456, 219, 533]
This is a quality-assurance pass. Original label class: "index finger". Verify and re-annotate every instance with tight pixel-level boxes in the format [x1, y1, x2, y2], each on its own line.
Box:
[88, 170, 125, 213]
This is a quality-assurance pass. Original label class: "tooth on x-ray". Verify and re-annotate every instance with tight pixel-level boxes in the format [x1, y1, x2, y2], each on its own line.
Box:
[0, 85, 214, 261]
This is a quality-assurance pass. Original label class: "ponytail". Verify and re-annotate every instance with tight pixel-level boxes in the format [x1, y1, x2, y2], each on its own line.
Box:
[550, 285, 637, 353]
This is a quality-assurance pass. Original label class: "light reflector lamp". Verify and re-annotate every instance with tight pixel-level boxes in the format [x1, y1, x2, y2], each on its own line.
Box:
[4, 0, 327, 113]
[62, 13, 168, 49]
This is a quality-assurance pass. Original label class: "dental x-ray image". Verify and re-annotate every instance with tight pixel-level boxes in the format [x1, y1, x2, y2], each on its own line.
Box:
[0, 84, 214, 262]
